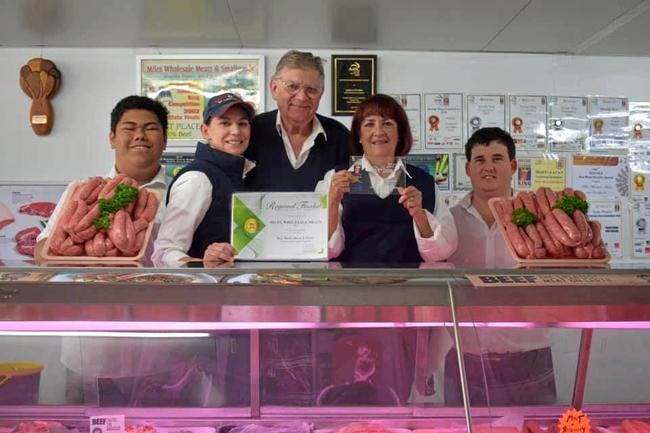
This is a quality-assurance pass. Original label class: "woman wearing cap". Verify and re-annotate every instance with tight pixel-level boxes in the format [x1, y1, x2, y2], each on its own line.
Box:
[316, 94, 458, 264]
[153, 93, 256, 266]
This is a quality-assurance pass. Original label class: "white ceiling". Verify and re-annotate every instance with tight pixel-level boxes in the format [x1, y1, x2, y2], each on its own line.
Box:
[1, 0, 650, 57]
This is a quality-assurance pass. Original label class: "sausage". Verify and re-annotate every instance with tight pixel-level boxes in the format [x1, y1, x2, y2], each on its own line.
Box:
[493, 200, 509, 225]
[592, 242, 607, 259]
[573, 209, 593, 244]
[84, 238, 97, 256]
[535, 187, 552, 217]
[512, 196, 524, 210]
[133, 189, 149, 219]
[108, 209, 129, 251]
[98, 174, 126, 199]
[73, 203, 101, 232]
[573, 245, 589, 259]
[77, 176, 103, 201]
[505, 222, 530, 258]
[562, 187, 575, 197]
[589, 220, 602, 246]
[519, 226, 536, 259]
[60, 244, 84, 256]
[105, 248, 120, 257]
[105, 236, 115, 252]
[65, 200, 88, 235]
[48, 225, 67, 255]
[545, 210, 580, 247]
[121, 213, 137, 253]
[552, 208, 582, 243]
[574, 189, 587, 201]
[518, 191, 539, 219]
[61, 199, 79, 233]
[92, 231, 106, 257]
[86, 180, 106, 204]
[525, 224, 543, 249]
[123, 230, 147, 256]
[140, 191, 158, 222]
[630, 420, 650, 433]
[501, 198, 514, 222]
[545, 188, 558, 208]
[133, 217, 149, 233]
[536, 221, 561, 257]
[70, 225, 97, 244]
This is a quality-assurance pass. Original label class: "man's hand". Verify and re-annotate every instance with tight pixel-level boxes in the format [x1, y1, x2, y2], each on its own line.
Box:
[202, 242, 236, 263]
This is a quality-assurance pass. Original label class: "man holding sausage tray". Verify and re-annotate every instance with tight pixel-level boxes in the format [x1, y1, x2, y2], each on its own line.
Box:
[446, 127, 555, 406]
[34, 95, 218, 406]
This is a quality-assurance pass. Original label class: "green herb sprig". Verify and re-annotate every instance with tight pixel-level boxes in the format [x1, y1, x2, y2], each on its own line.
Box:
[553, 195, 589, 215]
[93, 183, 139, 230]
[511, 207, 537, 227]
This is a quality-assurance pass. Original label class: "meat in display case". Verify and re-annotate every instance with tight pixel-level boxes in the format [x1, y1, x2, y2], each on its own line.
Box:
[0, 266, 649, 433]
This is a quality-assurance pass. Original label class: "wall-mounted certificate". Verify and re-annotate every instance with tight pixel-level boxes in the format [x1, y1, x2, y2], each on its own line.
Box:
[465, 94, 506, 138]
[631, 197, 650, 258]
[509, 95, 547, 151]
[424, 93, 463, 149]
[331, 55, 377, 116]
[630, 102, 650, 143]
[588, 96, 629, 150]
[571, 155, 629, 198]
[452, 153, 472, 191]
[231, 192, 328, 261]
[389, 94, 422, 152]
[548, 96, 589, 153]
[588, 199, 623, 258]
[405, 154, 450, 191]
[515, 156, 566, 192]
[137, 55, 264, 150]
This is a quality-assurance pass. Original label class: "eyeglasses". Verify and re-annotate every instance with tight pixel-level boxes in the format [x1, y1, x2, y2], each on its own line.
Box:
[274, 78, 322, 98]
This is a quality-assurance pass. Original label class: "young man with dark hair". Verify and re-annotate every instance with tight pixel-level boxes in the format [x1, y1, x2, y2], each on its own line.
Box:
[446, 127, 555, 406]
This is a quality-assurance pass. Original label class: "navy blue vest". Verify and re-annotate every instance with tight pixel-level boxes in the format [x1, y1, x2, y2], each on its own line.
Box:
[167, 142, 245, 258]
[339, 164, 436, 264]
[244, 110, 350, 191]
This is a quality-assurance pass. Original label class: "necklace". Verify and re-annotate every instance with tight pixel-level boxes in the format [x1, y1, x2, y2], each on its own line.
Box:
[372, 162, 396, 177]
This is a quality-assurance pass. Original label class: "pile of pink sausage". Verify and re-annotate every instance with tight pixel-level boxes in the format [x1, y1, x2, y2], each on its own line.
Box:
[47, 175, 158, 257]
[493, 187, 607, 260]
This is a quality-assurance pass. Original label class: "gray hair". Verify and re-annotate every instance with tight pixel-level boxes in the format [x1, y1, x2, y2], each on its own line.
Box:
[272, 50, 325, 86]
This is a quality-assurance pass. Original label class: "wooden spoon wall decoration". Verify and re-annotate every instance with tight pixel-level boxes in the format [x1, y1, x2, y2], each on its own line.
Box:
[19, 58, 61, 135]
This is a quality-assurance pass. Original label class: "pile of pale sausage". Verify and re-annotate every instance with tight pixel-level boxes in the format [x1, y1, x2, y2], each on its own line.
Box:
[47, 175, 158, 257]
[493, 187, 607, 260]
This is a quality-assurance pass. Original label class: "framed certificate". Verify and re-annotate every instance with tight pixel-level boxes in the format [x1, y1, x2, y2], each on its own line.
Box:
[588, 199, 623, 258]
[331, 54, 377, 116]
[548, 96, 589, 153]
[630, 102, 650, 143]
[571, 155, 629, 198]
[389, 93, 423, 152]
[231, 192, 328, 261]
[137, 55, 265, 150]
[424, 93, 463, 149]
[588, 96, 629, 150]
[508, 95, 547, 151]
[514, 156, 566, 192]
[466, 94, 506, 138]
[452, 152, 472, 191]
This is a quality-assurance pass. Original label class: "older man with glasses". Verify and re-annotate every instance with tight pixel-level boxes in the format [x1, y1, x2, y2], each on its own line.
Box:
[245, 50, 350, 191]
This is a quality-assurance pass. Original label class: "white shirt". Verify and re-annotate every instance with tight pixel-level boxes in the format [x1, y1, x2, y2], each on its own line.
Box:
[152, 153, 255, 267]
[37, 166, 168, 243]
[275, 111, 327, 169]
[448, 192, 550, 354]
[447, 192, 516, 269]
[315, 156, 458, 262]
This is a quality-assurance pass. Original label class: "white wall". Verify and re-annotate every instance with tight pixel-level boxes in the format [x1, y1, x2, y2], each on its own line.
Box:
[2, 47, 650, 183]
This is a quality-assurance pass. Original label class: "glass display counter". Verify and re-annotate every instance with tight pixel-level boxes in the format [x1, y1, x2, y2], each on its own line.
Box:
[0, 265, 649, 433]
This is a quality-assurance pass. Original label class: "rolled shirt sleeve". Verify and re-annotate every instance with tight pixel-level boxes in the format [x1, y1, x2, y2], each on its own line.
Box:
[152, 171, 213, 267]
